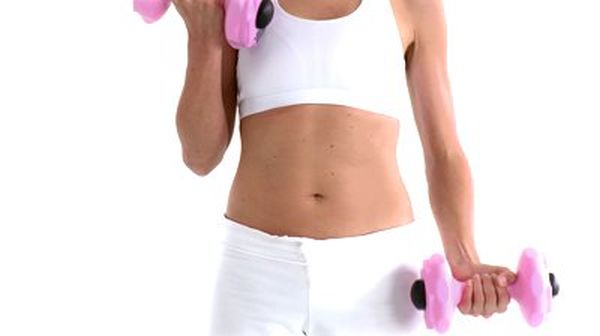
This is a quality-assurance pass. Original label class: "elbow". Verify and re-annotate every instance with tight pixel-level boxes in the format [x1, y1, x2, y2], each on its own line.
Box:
[176, 119, 230, 177]
[187, 163, 212, 177]
[182, 147, 225, 177]
[182, 152, 215, 177]
[424, 147, 470, 179]
[424, 143, 467, 168]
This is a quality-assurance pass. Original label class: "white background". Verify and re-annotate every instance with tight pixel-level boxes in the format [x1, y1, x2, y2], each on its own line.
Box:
[0, 0, 597, 335]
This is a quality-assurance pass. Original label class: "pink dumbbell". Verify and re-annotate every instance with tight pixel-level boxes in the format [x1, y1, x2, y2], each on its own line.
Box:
[410, 247, 559, 333]
[133, 0, 274, 49]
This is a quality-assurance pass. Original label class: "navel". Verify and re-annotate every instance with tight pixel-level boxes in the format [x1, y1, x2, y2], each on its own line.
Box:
[310, 192, 326, 201]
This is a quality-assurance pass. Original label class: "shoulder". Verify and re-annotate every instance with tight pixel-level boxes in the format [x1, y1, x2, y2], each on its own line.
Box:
[396, 0, 446, 20]
[391, 0, 448, 54]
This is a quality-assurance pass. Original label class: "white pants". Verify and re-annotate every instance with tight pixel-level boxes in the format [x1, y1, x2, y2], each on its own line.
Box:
[209, 213, 429, 335]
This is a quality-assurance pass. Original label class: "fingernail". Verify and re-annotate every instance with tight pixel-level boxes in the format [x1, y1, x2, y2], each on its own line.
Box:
[498, 275, 507, 286]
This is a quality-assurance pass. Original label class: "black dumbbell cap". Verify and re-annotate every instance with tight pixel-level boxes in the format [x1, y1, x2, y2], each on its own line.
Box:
[549, 272, 560, 297]
[410, 279, 426, 310]
[256, 0, 274, 29]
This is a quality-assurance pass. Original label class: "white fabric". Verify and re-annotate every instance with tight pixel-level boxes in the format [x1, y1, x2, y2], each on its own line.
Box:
[209, 213, 429, 335]
[236, 0, 411, 121]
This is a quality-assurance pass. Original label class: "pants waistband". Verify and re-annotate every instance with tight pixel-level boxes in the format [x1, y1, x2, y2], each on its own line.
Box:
[217, 213, 424, 264]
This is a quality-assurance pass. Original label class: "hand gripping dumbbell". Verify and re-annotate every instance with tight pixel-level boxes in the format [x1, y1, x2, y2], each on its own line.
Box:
[410, 247, 560, 333]
[133, 0, 275, 49]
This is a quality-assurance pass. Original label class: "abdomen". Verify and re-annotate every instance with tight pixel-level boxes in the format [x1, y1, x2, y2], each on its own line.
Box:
[225, 104, 414, 239]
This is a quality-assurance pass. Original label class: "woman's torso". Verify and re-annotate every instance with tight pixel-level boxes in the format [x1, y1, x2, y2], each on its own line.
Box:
[224, 0, 415, 239]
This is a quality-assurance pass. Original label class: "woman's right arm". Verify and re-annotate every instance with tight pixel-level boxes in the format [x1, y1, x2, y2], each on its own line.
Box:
[173, 1, 238, 176]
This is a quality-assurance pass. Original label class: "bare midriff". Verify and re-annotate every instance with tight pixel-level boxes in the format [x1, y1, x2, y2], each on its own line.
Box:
[224, 104, 415, 239]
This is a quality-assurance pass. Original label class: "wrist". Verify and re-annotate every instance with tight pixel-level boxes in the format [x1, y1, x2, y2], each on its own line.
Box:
[185, 6, 226, 44]
[444, 240, 480, 268]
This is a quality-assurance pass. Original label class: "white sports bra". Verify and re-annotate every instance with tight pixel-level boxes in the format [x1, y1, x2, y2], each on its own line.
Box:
[236, 0, 411, 121]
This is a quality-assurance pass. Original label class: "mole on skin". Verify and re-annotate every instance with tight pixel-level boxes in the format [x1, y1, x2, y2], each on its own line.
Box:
[309, 143, 338, 200]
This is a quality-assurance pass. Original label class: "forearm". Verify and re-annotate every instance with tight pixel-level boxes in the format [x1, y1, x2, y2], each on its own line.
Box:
[176, 32, 228, 169]
[426, 151, 481, 267]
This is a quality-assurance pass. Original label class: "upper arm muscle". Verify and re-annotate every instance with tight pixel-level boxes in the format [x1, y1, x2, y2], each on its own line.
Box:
[403, 0, 463, 163]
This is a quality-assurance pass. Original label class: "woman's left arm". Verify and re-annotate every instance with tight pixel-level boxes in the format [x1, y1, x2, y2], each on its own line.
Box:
[400, 0, 516, 318]
[401, 0, 478, 269]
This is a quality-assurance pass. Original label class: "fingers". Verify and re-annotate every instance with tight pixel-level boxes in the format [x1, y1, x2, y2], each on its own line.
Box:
[482, 274, 497, 318]
[458, 279, 473, 314]
[459, 273, 510, 318]
[472, 274, 484, 316]
[495, 275, 511, 313]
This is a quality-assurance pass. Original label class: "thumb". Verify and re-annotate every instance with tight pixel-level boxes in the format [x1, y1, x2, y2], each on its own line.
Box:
[496, 269, 517, 287]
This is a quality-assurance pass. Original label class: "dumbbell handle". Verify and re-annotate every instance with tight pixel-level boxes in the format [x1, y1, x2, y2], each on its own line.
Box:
[410, 272, 559, 310]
